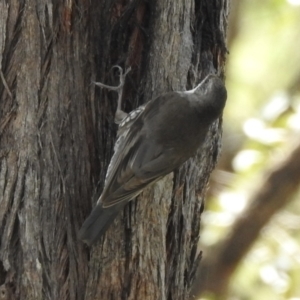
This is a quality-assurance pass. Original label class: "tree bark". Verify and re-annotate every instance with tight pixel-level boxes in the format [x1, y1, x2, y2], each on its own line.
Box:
[0, 0, 229, 299]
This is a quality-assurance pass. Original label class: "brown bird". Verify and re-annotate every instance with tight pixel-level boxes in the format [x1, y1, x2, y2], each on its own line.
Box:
[79, 66, 227, 246]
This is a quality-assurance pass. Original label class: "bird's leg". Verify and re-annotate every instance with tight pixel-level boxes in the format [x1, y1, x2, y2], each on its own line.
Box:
[94, 66, 131, 124]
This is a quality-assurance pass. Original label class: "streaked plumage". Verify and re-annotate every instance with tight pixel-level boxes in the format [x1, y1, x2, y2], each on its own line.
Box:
[79, 74, 227, 245]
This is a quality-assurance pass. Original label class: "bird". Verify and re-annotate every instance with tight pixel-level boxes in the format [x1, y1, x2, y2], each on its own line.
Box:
[79, 66, 227, 246]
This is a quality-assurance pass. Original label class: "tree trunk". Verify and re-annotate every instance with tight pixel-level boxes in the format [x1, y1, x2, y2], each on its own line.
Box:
[0, 0, 229, 299]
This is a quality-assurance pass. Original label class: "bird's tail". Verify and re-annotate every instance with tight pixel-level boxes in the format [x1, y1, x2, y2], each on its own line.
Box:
[78, 203, 125, 246]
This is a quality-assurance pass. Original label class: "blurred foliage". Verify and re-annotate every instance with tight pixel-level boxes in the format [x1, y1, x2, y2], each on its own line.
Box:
[200, 0, 300, 299]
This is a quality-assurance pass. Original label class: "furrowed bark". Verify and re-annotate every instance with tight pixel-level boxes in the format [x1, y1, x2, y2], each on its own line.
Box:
[0, 0, 229, 299]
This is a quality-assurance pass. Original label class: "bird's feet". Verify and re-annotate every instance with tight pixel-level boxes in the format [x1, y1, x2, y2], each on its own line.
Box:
[94, 66, 131, 124]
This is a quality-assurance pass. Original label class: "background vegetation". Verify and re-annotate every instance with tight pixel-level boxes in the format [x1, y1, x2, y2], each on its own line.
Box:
[198, 0, 300, 299]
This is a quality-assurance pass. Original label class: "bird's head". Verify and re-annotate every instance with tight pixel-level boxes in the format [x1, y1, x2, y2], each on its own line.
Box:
[195, 74, 226, 98]
[188, 74, 227, 119]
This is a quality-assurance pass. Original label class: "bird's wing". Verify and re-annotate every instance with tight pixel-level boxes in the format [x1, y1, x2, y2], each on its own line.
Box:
[99, 98, 180, 208]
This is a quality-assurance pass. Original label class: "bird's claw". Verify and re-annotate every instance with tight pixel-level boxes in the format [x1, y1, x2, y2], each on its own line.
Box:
[94, 65, 131, 124]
